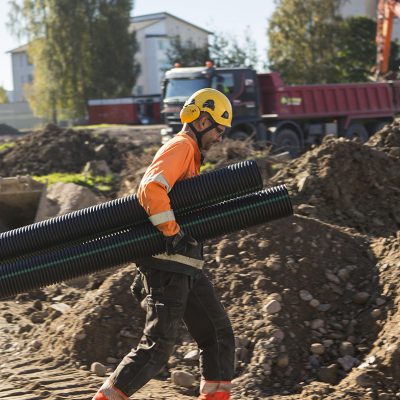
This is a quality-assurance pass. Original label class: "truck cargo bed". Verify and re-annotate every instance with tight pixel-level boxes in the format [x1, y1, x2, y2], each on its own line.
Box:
[259, 73, 400, 120]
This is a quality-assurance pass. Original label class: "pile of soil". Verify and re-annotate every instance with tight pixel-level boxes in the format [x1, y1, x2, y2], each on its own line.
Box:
[271, 137, 400, 236]
[0, 124, 150, 177]
[1, 126, 400, 399]
[366, 121, 400, 158]
[0, 123, 21, 137]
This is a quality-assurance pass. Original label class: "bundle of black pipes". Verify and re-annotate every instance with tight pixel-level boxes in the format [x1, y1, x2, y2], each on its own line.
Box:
[0, 160, 262, 260]
[0, 185, 292, 299]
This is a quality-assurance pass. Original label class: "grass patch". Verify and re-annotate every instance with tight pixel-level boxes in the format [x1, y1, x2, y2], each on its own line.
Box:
[0, 142, 15, 151]
[200, 161, 217, 173]
[74, 123, 131, 130]
[33, 172, 116, 193]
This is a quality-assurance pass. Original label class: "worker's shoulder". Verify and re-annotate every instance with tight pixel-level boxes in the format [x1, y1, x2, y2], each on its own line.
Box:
[164, 133, 195, 152]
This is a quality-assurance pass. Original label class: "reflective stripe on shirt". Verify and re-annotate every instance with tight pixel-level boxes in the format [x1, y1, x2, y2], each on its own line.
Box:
[148, 210, 176, 226]
[154, 253, 204, 269]
[141, 172, 171, 192]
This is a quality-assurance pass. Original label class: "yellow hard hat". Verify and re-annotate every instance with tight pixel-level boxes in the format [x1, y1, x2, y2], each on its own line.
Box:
[180, 88, 232, 127]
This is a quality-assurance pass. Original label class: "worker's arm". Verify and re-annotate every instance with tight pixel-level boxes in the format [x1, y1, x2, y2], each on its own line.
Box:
[137, 142, 193, 237]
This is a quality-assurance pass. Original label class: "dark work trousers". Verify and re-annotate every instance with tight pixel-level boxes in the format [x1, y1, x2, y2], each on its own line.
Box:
[108, 267, 235, 397]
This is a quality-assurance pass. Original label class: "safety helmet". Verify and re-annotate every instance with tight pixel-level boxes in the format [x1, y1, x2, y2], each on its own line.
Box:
[180, 88, 232, 127]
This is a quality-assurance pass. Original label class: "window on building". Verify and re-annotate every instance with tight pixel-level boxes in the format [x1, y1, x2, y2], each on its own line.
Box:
[158, 40, 164, 50]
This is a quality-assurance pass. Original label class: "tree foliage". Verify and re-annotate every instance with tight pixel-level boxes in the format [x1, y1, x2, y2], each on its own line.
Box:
[0, 86, 9, 104]
[8, 0, 139, 121]
[166, 36, 210, 68]
[334, 16, 376, 82]
[209, 29, 258, 68]
[268, 0, 400, 84]
[268, 0, 344, 84]
[334, 16, 400, 82]
[166, 29, 259, 69]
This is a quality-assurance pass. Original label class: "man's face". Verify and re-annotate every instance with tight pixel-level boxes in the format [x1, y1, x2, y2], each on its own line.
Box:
[200, 118, 226, 151]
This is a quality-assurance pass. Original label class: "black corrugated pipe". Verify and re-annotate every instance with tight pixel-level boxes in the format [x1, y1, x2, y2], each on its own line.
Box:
[0, 185, 292, 299]
[0, 160, 262, 260]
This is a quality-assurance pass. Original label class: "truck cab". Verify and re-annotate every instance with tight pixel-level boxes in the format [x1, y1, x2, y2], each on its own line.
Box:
[161, 64, 267, 143]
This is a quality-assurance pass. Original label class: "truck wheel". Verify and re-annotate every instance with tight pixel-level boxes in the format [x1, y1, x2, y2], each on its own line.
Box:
[368, 121, 387, 136]
[344, 124, 369, 143]
[275, 128, 301, 157]
[229, 130, 249, 140]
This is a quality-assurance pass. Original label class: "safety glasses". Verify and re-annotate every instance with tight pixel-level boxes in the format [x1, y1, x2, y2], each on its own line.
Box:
[214, 123, 225, 138]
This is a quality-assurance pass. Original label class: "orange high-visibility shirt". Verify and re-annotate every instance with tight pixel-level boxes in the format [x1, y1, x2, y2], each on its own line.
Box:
[137, 131, 201, 236]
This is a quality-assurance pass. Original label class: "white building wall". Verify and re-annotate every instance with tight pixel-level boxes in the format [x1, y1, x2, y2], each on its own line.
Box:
[11, 51, 34, 102]
[340, 0, 376, 18]
[132, 15, 209, 96]
[165, 18, 208, 47]
[134, 29, 147, 95]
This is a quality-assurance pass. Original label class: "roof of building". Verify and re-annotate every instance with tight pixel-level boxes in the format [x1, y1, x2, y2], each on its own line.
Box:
[131, 12, 212, 35]
[7, 44, 29, 54]
[130, 19, 160, 33]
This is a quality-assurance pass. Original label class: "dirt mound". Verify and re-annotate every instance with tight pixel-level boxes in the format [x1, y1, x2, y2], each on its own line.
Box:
[0, 123, 141, 177]
[271, 137, 400, 236]
[3, 215, 395, 399]
[33, 266, 144, 367]
[367, 121, 400, 158]
[0, 123, 21, 137]
[208, 216, 382, 399]
[1, 127, 400, 399]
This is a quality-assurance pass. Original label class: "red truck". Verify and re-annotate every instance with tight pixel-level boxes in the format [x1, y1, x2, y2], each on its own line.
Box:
[161, 64, 400, 154]
[88, 95, 161, 125]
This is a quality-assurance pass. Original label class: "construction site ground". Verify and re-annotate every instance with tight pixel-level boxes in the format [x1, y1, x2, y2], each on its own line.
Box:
[0, 123, 400, 400]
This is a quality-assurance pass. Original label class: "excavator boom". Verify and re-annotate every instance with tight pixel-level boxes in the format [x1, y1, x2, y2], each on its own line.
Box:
[376, 0, 400, 79]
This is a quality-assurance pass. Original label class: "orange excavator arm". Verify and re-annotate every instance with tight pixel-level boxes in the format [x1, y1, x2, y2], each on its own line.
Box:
[376, 0, 400, 79]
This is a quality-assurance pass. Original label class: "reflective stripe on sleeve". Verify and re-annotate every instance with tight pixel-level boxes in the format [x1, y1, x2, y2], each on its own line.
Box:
[148, 210, 176, 226]
[141, 172, 171, 192]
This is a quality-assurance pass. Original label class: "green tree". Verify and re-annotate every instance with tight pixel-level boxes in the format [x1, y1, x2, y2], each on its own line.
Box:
[335, 17, 377, 82]
[166, 36, 210, 67]
[210, 29, 259, 68]
[0, 86, 9, 104]
[166, 29, 259, 69]
[8, 0, 139, 122]
[268, 0, 344, 84]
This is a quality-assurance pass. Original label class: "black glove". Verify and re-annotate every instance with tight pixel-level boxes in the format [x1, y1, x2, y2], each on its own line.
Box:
[165, 230, 198, 255]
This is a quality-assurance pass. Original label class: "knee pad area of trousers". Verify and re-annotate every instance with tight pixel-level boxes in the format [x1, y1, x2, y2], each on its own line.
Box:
[217, 325, 235, 346]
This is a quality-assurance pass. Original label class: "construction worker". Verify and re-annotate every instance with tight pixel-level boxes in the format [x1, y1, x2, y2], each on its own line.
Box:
[93, 88, 235, 400]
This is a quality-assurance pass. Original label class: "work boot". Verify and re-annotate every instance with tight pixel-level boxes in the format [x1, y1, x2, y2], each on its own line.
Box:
[92, 379, 128, 400]
[92, 393, 108, 400]
[198, 393, 230, 400]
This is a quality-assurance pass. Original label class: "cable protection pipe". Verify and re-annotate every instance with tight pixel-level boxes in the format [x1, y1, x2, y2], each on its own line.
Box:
[0, 160, 262, 260]
[0, 185, 292, 299]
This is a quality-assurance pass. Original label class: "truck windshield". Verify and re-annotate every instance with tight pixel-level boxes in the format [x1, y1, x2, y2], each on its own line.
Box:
[165, 78, 209, 100]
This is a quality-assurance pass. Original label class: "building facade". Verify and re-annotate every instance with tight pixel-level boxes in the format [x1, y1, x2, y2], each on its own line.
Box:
[131, 12, 211, 96]
[7, 12, 210, 101]
[8, 44, 34, 103]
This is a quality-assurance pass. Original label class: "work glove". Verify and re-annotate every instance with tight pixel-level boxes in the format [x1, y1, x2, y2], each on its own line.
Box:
[165, 229, 198, 256]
